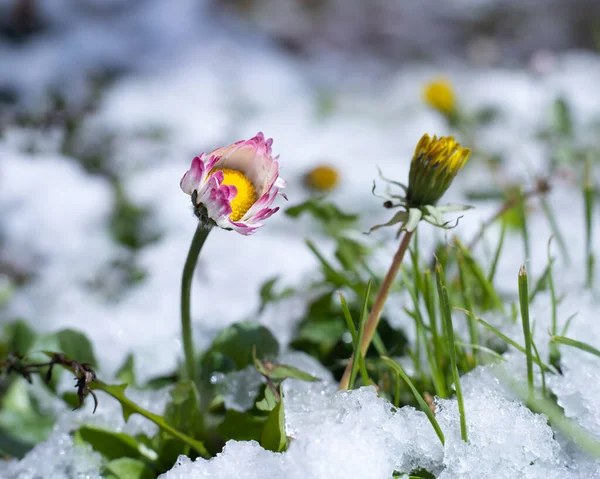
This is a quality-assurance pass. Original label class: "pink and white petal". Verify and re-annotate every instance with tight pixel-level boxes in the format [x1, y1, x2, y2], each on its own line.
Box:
[194, 171, 237, 224]
[274, 177, 287, 189]
[227, 220, 262, 236]
[209, 132, 269, 172]
[180, 155, 205, 195]
[252, 206, 279, 222]
[243, 189, 278, 220]
[204, 154, 223, 173]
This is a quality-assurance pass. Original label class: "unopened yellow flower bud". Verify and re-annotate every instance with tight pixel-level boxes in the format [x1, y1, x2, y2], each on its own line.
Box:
[407, 134, 470, 207]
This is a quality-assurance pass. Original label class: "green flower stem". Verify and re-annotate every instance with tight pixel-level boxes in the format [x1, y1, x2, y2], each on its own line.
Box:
[181, 223, 212, 382]
[50, 358, 210, 459]
[93, 380, 210, 458]
[339, 230, 414, 391]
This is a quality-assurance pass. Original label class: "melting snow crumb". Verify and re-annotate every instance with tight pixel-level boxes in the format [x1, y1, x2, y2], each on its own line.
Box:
[0, 428, 102, 479]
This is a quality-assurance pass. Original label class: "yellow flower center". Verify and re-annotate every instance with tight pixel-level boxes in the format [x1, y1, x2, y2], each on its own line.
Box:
[210, 168, 257, 221]
[304, 165, 340, 191]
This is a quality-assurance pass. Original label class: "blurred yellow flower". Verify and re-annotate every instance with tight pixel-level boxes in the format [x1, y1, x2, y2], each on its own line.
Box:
[305, 164, 340, 191]
[423, 78, 456, 115]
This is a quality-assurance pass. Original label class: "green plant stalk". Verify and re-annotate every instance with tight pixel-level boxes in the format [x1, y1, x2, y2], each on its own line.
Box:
[539, 196, 570, 265]
[394, 370, 401, 408]
[51, 360, 210, 459]
[338, 292, 370, 385]
[547, 238, 560, 366]
[94, 380, 209, 458]
[584, 157, 594, 288]
[381, 357, 445, 445]
[528, 263, 551, 304]
[517, 190, 530, 260]
[518, 265, 534, 401]
[181, 224, 212, 382]
[457, 254, 478, 364]
[455, 341, 506, 362]
[454, 238, 504, 313]
[531, 338, 546, 397]
[487, 218, 506, 284]
[339, 230, 414, 390]
[547, 239, 557, 336]
[349, 280, 372, 389]
[404, 302, 446, 398]
[464, 311, 554, 373]
[551, 335, 600, 358]
[497, 369, 600, 460]
[308, 239, 388, 357]
[436, 261, 467, 442]
[423, 270, 446, 397]
[560, 313, 578, 336]
[400, 268, 426, 382]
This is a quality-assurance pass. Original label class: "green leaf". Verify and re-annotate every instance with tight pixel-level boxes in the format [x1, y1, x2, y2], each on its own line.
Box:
[0, 379, 55, 445]
[2, 320, 36, 355]
[0, 428, 33, 459]
[152, 437, 189, 473]
[335, 237, 369, 272]
[285, 198, 357, 224]
[256, 385, 278, 412]
[56, 329, 97, 365]
[115, 354, 136, 387]
[110, 184, 160, 250]
[252, 346, 319, 382]
[552, 97, 573, 137]
[76, 426, 141, 461]
[216, 410, 267, 442]
[260, 390, 287, 452]
[104, 458, 154, 479]
[209, 321, 279, 370]
[267, 364, 320, 382]
[258, 277, 295, 313]
[101, 383, 136, 421]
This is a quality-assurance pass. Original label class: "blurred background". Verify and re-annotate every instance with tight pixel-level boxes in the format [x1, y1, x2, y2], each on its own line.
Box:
[1, 0, 600, 110]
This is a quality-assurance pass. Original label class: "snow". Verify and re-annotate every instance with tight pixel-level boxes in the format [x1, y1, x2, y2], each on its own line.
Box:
[0, 427, 102, 479]
[2, 0, 600, 477]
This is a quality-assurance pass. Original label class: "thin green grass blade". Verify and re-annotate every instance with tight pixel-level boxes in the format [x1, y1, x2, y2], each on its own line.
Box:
[551, 335, 600, 358]
[539, 196, 570, 265]
[528, 263, 550, 304]
[381, 357, 445, 445]
[546, 238, 560, 367]
[518, 265, 534, 401]
[457, 253, 478, 365]
[517, 189, 530, 260]
[531, 336, 546, 397]
[338, 292, 370, 386]
[349, 280, 372, 389]
[454, 341, 506, 362]
[584, 156, 594, 288]
[436, 261, 467, 442]
[454, 238, 505, 313]
[458, 309, 554, 373]
[487, 219, 507, 284]
[560, 313, 578, 336]
[497, 369, 600, 460]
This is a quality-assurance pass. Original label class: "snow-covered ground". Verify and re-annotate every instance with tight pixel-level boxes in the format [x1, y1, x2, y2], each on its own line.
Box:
[1, 1, 600, 477]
